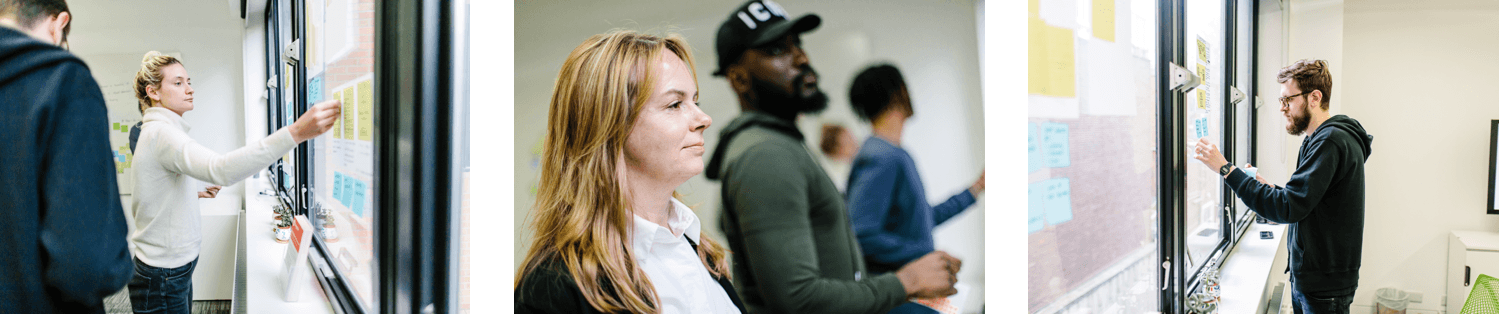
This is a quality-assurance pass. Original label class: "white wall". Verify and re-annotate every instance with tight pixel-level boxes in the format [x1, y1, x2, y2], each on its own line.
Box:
[515, 0, 986, 309]
[1262, 0, 1499, 312]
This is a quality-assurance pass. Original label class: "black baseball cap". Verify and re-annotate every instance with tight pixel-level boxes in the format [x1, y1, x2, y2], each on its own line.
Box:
[713, 0, 821, 76]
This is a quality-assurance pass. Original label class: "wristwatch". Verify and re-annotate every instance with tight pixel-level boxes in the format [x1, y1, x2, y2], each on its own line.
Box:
[1219, 163, 1233, 176]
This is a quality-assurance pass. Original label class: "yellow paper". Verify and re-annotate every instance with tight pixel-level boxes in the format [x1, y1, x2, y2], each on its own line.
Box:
[357, 79, 373, 141]
[1028, 18, 1077, 98]
[1029, 0, 1040, 18]
[1092, 0, 1115, 42]
[342, 86, 356, 138]
[1197, 37, 1209, 63]
[1196, 63, 1209, 86]
[332, 90, 343, 139]
[1196, 89, 1208, 110]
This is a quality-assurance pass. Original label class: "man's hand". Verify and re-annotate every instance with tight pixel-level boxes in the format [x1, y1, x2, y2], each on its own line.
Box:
[895, 251, 961, 299]
[1192, 137, 1229, 174]
[1246, 163, 1271, 185]
[198, 185, 221, 199]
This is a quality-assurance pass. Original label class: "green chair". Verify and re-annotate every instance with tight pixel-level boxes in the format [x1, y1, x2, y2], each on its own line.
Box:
[1463, 274, 1499, 314]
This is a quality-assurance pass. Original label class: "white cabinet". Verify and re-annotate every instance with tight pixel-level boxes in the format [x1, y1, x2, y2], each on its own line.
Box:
[1448, 231, 1499, 314]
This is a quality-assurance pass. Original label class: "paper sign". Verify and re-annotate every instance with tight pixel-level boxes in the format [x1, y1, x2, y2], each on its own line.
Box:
[1042, 123, 1070, 168]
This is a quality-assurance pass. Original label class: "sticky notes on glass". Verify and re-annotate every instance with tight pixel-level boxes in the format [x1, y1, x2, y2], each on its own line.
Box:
[1042, 178, 1073, 225]
[1092, 0, 1115, 42]
[1028, 182, 1045, 234]
[332, 90, 343, 139]
[1042, 123, 1070, 168]
[1028, 123, 1044, 173]
[342, 86, 356, 140]
[1194, 117, 1209, 140]
[340, 174, 356, 208]
[1028, 17, 1076, 97]
[309, 76, 323, 103]
[357, 79, 373, 141]
[333, 172, 346, 206]
[351, 179, 367, 217]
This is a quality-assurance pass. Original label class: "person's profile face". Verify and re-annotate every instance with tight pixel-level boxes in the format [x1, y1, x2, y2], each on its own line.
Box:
[151, 63, 195, 115]
[744, 34, 816, 99]
[1279, 81, 1311, 136]
[623, 50, 711, 186]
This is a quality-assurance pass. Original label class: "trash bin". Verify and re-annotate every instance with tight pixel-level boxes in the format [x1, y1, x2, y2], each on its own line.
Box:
[1376, 287, 1408, 314]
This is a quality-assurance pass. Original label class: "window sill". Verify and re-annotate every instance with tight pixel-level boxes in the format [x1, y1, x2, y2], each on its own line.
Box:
[1217, 221, 1289, 314]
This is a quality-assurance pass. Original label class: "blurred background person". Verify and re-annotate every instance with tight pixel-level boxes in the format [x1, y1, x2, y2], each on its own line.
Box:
[819, 122, 859, 192]
[845, 63, 984, 314]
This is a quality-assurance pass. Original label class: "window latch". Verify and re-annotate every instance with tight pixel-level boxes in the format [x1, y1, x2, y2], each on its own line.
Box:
[1169, 62, 1202, 93]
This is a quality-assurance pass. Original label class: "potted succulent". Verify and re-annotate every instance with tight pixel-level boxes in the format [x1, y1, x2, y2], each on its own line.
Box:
[274, 214, 293, 244]
[319, 208, 340, 243]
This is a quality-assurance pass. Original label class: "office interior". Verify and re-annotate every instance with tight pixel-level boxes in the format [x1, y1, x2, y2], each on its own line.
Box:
[1027, 0, 1499, 313]
[61, 0, 472, 313]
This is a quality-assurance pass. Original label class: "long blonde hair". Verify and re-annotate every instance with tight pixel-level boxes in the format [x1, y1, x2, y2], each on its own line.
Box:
[133, 51, 180, 114]
[516, 30, 730, 313]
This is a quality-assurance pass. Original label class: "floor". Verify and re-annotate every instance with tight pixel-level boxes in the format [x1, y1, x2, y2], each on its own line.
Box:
[103, 287, 233, 314]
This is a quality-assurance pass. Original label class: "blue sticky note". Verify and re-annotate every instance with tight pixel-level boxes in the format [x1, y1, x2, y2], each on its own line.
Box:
[333, 172, 345, 205]
[1028, 123, 1044, 173]
[341, 175, 356, 207]
[1195, 117, 1209, 139]
[1028, 181, 1045, 233]
[1043, 178, 1073, 225]
[351, 180, 367, 217]
[1042, 123, 1070, 168]
[308, 76, 323, 103]
[117, 152, 127, 163]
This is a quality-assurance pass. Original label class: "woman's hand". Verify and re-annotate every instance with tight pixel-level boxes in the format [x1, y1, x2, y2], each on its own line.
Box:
[198, 186, 221, 198]
[969, 170, 985, 195]
[290, 100, 342, 143]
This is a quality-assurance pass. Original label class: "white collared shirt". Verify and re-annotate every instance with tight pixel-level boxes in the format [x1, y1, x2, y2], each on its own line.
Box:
[631, 198, 742, 314]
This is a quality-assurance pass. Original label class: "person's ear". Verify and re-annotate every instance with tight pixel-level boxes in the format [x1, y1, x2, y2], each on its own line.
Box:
[1309, 89, 1323, 109]
[50, 12, 69, 46]
[726, 64, 751, 95]
[146, 85, 160, 104]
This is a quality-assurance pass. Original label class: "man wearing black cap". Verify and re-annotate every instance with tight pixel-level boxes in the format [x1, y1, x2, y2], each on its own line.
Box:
[703, 1, 960, 313]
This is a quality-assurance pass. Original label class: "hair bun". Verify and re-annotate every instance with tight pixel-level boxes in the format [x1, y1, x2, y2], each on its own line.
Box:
[142, 51, 163, 63]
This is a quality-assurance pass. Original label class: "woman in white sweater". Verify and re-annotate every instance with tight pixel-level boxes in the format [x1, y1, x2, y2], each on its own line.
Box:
[126, 51, 339, 314]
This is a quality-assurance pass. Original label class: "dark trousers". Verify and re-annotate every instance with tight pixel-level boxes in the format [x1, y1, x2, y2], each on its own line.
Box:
[128, 257, 198, 314]
[1292, 288, 1354, 314]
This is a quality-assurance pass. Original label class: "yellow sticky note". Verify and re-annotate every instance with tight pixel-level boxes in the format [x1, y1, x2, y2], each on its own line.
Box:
[1197, 37, 1209, 63]
[1029, 0, 1040, 18]
[1093, 0, 1115, 42]
[1197, 89, 1208, 110]
[1028, 18, 1077, 98]
[1197, 64, 1209, 86]
[342, 86, 356, 139]
[357, 79, 373, 141]
[1045, 24, 1076, 97]
[1028, 18, 1048, 95]
[332, 90, 343, 139]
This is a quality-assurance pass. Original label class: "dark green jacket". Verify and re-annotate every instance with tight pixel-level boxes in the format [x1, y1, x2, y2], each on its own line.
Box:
[706, 112, 906, 313]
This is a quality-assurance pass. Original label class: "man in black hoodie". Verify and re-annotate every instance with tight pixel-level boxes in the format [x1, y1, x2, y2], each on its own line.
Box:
[1196, 59, 1372, 314]
[0, 0, 135, 313]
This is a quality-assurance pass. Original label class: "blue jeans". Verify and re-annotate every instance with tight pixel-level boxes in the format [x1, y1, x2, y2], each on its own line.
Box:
[128, 257, 197, 314]
[1292, 288, 1353, 314]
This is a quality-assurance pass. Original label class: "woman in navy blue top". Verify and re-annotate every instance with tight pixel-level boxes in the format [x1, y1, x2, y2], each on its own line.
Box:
[845, 64, 985, 314]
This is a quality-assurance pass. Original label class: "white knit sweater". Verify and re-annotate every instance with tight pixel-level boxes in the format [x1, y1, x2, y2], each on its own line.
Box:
[130, 107, 296, 268]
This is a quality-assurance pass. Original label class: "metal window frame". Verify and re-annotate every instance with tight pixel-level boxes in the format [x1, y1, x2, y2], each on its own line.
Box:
[374, 0, 459, 313]
[1161, 1, 1262, 311]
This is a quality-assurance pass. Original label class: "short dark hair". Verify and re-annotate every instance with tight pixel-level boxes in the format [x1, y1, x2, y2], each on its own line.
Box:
[0, 0, 69, 39]
[848, 64, 909, 121]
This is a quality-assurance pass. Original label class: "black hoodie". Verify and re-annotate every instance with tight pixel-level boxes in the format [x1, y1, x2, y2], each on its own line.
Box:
[0, 27, 133, 313]
[1226, 114, 1373, 297]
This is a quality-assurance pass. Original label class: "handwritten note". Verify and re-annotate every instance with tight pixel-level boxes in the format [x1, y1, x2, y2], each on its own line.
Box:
[332, 90, 343, 139]
[1028, 17, 1076, 97]
[340, 174, 356, 208]
[1092, 0, 1115, 42]
[1028, 182, 1046, 233]
[1029, 123, 1044, 173]
[351, 179, 367, 217]
[342, 86, 356, 139]
[1043, 178, 1073, 225]
[1042, 123, 1070, 168]
[309, 76, 323, 103]
[357, 79, 373, 141]
[333, 172, 346, 206]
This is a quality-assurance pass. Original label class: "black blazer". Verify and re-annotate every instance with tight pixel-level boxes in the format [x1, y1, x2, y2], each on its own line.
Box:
[516, 236, 745, 313]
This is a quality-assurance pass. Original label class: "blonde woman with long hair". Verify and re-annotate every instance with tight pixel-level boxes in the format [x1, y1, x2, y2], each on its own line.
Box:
[127, 51, 339, 314]
[515, 30, 743, 314]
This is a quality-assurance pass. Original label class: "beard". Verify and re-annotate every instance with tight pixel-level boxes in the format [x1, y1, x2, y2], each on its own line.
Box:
[1285, 105, 1312, 136]
[749, 67, 828, 119]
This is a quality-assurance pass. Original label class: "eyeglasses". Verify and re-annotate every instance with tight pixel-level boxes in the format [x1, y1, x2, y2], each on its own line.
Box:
[1279, 91, 1310, 107]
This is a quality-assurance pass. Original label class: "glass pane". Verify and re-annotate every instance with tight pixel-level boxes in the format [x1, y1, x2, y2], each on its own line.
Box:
[1233, 0, 1253, 221]
[306, 0, 378, 309]
[278, 0, 297, 194]
[1027, 0, 1159, 312]
[452, 1, 471, 313]
[1183, 0, 1226, 274]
